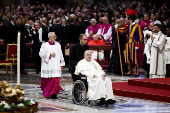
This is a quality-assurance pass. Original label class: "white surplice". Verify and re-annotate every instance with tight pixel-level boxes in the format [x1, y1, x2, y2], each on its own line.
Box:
[75, 59, 114, 100]
[165, 36, 170, 64]
[143, 30, 152, 64]
[147, 31, 166, 78]
[39, 42, 65, 78]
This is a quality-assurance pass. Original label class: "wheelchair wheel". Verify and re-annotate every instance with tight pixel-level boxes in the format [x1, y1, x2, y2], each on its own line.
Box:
[87, 100, 92, 107]
[72, 80, 87, 105]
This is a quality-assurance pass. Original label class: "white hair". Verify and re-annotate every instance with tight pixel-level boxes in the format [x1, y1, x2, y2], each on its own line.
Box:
[70, 14, 76, 19]
[84, 50, 91, 55]
[48, 32, 56, 38]
[90, 18, 97, 23]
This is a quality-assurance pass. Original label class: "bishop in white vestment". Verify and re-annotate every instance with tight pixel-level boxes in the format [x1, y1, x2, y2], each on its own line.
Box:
[147, 24, 166, 78]
[39, 32, 65, 98]
[75, 50, 116, 105]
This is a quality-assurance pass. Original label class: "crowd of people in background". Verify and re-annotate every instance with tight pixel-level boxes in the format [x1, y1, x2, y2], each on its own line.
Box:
[0, 1, 170, 77]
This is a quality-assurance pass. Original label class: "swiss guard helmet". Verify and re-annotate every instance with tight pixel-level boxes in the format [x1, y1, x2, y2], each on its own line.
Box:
[126, 9, 137, 21]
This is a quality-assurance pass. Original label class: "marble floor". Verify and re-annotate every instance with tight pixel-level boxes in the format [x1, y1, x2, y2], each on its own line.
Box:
[0, 67, 170, 113]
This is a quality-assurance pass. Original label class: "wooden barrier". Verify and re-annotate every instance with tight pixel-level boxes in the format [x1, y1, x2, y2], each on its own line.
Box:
[0, 43, 112, 68]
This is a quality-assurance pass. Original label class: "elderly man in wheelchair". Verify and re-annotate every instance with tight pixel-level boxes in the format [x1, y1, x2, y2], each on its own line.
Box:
[73, 50, 116, 106]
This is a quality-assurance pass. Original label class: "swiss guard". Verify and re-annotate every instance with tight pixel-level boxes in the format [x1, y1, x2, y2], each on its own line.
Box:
[118, 9, 143, 77]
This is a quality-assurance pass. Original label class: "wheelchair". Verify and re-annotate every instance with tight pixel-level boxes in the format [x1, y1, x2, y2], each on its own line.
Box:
[72, 75, 98, 106]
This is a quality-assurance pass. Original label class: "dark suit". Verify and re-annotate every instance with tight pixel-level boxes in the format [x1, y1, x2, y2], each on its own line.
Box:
[161, 22, 167, 35]
[50, 24, 68, 46]
[41, 24, 48, 38]
[0, 25, 6, 60]
[32, 28, 48, 73]
[50, 24, 68, 58]
[5, 22, 18, 44]
[17, 24, 28, 71]
[69, 43, 89, 82]
[79, 21, 91, 33]
[66, 24, 80, 44]
[3, 18, 11, 28]
[108, 27, 127, 74]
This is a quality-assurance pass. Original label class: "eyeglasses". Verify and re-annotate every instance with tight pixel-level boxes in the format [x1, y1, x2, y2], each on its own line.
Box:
[82, 39, 87, 41]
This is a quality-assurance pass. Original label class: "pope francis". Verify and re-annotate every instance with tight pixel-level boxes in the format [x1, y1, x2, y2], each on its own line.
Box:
[75, 50, 116, 105]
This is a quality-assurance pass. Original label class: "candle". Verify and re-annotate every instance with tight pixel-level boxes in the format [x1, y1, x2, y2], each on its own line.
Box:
[17, 32, 20, 85]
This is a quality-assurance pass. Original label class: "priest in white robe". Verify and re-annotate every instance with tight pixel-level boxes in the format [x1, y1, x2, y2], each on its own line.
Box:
[39, 32, 65, 99]
[75, 50, 116, 105]
[147, 24, 166, 78]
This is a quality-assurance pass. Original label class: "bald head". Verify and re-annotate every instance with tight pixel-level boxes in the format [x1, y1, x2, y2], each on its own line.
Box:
[92, 34, 99, 42]
[102, 17, 108, 24]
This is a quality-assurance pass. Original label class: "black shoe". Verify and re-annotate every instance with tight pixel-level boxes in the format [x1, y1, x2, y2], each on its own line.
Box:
[51, 93, 57, 99]
[125, 72, 132, 76]
[21, 71, 28, 75]
[97, 98, 106, 105]
[106, 99, 116, 105]
[36, 71, 39, 74]
[133, 74, 139, 77]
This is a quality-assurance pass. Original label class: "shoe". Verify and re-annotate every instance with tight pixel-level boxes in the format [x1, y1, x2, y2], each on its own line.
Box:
[125, 72, 132, 76]
[133, 74, 139, 77]
[21, 71, 28, 75]
[97, 98, 106, 105]
[106, 99, 116, 105]
[51, 93, 57, 99]
[36, 71, 39, 74]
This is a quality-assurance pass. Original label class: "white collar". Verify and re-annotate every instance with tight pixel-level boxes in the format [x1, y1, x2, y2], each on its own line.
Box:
[38, 27, 42, 32]
[131, 22, 136, 25]
[10, 21, 15, 25]
[42, 23, 46, 26]
[154, 31, 162, 35]
[62, 24, 66, 26]
[164, 22, 167, 25]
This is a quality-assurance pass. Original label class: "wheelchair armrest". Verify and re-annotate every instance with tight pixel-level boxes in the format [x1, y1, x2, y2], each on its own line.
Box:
[78, 74, 87, 80]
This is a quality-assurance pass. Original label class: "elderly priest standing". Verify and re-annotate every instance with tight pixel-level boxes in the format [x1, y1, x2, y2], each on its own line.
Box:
[75, 50, 116, 105]
[39, 32, 65, 99]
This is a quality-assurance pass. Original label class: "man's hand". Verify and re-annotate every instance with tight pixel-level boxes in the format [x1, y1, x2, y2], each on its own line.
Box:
[151, 35, 155, 41]
[51, 52, 55, 57]
[102, 75, 106, 81]
[42, 41, 45, 44]
[146, 34, 150, 37]
[67, 43, 69, 47]
[99, 34, 103, 38]
[0, 39, 4, 43]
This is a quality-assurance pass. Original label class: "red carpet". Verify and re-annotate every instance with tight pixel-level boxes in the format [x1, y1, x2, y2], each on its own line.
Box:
[112, 78, 170, 103]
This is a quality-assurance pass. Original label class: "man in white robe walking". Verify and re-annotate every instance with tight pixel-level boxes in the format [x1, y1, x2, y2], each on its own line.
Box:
[39, 32, 65, 99]
[75, 50, 116, 105]
[147, 24, 166, 78]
